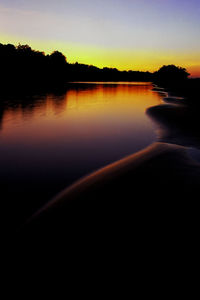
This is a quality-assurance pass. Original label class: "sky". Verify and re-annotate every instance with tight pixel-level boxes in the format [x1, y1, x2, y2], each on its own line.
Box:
[0, 0, 200, 76]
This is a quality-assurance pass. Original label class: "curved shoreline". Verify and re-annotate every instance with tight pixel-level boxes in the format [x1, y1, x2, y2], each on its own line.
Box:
[147, 85, 200, 150]
[19, 85, 200, 240]
[20, 141, 200, 239]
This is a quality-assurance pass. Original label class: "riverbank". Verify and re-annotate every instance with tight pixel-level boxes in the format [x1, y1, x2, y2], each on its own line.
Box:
[153, 78, 200, 106]
[149, 79, 200, 150]
[18, 80, 200, 241]
[19, 141, 200, 246]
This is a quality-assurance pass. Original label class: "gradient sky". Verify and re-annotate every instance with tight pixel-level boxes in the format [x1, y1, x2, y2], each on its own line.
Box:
[0, 0, 200, 76]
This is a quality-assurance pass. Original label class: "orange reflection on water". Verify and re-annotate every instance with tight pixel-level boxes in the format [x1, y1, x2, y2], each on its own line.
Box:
[0, 83, 163, 146]
[0, 82, 165, 220]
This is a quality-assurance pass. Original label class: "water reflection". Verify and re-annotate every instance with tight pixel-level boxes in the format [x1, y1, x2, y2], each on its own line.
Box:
[0, 82, 162, 228]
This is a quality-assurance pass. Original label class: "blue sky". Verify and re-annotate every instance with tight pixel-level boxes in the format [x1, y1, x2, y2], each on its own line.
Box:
[0, 0, 200, 74]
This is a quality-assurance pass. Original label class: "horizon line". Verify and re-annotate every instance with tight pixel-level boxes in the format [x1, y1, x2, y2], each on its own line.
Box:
[1, 40, 200, 78]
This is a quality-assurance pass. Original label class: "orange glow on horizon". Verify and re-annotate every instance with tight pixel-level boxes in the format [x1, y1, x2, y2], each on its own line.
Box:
[0, 34, 200, 77]
[188, 65, 200, 78]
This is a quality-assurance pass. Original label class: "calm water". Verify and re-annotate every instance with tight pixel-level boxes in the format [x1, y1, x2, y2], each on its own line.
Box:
[0, 82, 162, 226]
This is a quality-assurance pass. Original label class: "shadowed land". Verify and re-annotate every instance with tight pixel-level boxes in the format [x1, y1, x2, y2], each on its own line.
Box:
[153, 65, 200, 106]
[147, 103, 200, 149]
[18, 142, 200, 249]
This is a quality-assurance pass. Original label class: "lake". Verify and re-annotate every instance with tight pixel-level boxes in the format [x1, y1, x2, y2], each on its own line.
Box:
[0, 82, 163, 228]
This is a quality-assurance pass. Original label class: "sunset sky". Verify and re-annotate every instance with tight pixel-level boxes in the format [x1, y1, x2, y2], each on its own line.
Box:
[0, 0, 200, 76]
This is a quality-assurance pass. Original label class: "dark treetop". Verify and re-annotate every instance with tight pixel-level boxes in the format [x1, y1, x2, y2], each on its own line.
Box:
[0, 42, 199, 106]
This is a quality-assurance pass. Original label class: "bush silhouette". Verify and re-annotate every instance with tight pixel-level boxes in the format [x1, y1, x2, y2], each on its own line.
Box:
[49, 51, 67, 64]
[154, 65, 190, 82]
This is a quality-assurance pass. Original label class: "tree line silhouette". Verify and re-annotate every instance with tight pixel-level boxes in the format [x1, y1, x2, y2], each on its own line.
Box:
[0, 43, 67, 87]
[0, 42, 191, 86]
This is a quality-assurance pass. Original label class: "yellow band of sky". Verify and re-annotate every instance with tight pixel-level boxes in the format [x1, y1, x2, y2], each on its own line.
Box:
[1, 34, 200, 77]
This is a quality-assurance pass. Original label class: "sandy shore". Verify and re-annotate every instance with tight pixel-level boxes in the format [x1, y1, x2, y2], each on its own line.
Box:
[19, 141, 200, 247]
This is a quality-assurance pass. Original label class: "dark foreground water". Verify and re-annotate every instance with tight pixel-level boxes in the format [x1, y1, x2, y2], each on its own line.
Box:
[0, 82, 163, 227]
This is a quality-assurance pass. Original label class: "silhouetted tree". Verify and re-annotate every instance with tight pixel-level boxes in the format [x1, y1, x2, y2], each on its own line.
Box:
[2, 42, 194, 91]
[0, 43, 69, 88]
[154, 65, 190, 82]
[49, 51, 67, 64]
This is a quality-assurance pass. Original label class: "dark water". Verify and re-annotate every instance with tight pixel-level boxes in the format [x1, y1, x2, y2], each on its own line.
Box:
[0, 82, 163, 227]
